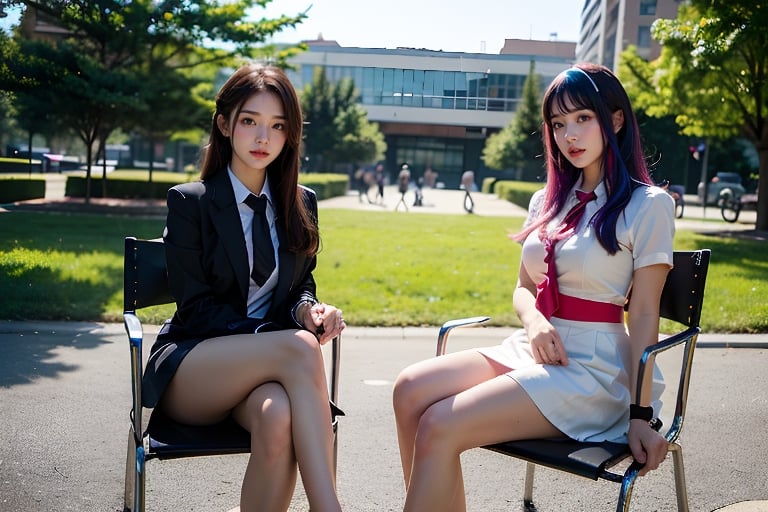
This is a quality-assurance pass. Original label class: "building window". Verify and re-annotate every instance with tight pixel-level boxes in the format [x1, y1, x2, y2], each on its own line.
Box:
[637, 26, 651, 48]
[639, 0, 656, 16]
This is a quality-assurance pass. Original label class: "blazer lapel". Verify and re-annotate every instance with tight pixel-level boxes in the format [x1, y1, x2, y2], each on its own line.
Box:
[208, 170, 250, 300]
[270, 219, 299, 313]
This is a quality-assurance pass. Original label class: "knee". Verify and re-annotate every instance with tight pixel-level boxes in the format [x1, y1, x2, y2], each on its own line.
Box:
[413, 402, 455, 456]
[285, 330, 325, 374]
[392, 366, 423, 418]
[245, 385, 293, 461]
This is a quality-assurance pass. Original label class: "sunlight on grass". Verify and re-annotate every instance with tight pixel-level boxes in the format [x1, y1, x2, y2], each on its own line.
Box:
[1, 210, 766, 332]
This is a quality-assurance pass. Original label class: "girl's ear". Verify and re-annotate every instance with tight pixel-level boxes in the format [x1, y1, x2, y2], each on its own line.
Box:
[216, 114, 230, 137]
[612, 110, 625, 133]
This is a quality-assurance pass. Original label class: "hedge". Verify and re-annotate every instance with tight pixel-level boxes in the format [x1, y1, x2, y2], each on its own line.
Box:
[493, 180, 546, 209]
[63, 170, 349, 201]
[0, 176, 46, 203]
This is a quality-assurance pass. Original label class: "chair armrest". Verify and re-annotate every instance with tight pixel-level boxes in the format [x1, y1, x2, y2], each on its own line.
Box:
[635, 326, 701, 443]
[436, 316, 491, 356]
[124, 312, 145, 441]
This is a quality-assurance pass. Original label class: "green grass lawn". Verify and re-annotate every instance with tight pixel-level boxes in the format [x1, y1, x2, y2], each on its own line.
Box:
[1, 209, 766, 333]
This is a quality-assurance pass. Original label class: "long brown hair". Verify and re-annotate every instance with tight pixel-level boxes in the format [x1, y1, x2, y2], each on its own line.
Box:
[199, 63, 319, 255]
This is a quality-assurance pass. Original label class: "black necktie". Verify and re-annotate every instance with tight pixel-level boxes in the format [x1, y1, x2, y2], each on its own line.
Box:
[243, 194, 275, 286]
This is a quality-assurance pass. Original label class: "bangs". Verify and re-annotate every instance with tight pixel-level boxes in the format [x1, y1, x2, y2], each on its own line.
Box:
[544, 74, 597, 123]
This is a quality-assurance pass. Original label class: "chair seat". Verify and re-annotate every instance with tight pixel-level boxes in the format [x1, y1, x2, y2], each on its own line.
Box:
[146, 402, 345, 460]
[147, 408, 251, 460]
[485, 438, 631, 481]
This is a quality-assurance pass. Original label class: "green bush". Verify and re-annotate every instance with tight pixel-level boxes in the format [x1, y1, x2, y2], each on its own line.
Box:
[0, 157, 43, 174]
[0, 176, 46, 203]
[481, 177, 496, 194]
[494, 180, 546, 209]
[63, 169, 349, 201]
[299, 173, 348, 200]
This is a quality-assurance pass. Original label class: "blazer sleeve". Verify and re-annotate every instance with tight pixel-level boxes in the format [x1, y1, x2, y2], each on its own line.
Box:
[163, 184, 253, 337]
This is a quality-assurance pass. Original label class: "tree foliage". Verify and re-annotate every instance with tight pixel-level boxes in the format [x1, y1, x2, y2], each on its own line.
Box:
[0, 0, 307, 198]
[300, 67, 386, 171]
[482, 60, 544, 180]
[620, 1, 768, 229]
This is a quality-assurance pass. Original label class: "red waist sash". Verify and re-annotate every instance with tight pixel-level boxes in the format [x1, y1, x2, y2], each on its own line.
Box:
[553, 294, 624, 323]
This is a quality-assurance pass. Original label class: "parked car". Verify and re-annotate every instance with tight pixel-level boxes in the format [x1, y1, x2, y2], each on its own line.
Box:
[697, 172, 746, 205]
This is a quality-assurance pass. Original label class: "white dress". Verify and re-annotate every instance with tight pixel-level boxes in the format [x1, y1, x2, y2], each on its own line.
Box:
[477, 179, 675, 443]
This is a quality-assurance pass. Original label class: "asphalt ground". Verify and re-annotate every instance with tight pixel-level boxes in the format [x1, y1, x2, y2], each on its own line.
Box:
[1, 176, 766, 511]
[0, 322, 766, 512]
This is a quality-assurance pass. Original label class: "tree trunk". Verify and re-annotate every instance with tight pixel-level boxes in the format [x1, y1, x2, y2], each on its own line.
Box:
[756, 142, 768, 231]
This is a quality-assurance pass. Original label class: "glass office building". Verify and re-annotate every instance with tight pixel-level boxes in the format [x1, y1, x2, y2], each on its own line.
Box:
[286, 42, 575, 188]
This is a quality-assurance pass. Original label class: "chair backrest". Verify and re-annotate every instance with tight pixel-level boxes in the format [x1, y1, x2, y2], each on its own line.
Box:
[123, 237, 174, 313]
[659, 250, 710, 328]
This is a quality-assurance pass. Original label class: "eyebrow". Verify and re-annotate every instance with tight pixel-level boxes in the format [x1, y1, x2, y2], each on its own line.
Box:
[239, 109, 285, 119]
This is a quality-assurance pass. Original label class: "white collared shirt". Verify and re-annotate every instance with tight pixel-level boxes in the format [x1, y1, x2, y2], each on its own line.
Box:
[228, 168, 280, 319]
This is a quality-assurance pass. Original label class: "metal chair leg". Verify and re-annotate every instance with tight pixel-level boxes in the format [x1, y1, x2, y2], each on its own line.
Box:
[123, 427, 145, 512]
[123, 429, 135, 512]
[670, 443, 690, 512]
[617, 461, 641, 512]
[522, 462, 537, 511]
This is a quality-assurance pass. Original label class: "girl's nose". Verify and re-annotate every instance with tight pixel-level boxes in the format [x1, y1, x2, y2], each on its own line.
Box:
[255, 125, 268, 143]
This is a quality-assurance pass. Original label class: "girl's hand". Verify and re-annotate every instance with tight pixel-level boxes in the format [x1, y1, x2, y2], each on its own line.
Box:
[628, 419, 668, 476]
[306, 303, 346, 345]
[527, 316, 568, 366]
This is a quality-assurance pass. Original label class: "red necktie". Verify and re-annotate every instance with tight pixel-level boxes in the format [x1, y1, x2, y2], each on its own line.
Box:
[535, 190, 597, 319]
[243, 194, 275, 286]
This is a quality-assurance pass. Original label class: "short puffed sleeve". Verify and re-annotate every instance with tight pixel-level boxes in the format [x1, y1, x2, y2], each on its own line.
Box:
[625, 186, 675, 270]
[523, 188, 546, 230]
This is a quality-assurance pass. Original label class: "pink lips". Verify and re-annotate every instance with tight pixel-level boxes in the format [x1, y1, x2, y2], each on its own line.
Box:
[568, 147, 585, 157]
[251, 149, 269, 159]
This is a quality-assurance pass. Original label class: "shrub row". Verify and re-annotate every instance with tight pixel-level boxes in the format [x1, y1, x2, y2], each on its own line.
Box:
[63, 171, 350, 201]
[493, 180, 545, 209]
[0, 176, 46, 203]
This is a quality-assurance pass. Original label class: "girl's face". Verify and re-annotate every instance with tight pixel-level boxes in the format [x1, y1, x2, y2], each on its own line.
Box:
[549, 103, 605, 177]
[218, 90, 287, 178]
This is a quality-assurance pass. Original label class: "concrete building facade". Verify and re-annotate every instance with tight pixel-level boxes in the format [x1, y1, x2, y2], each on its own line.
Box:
[286, 40, 576, 188]
[576, 0, 682, 71]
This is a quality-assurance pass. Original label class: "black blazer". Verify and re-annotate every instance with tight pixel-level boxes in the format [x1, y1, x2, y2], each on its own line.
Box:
[158, 169, 318, 341]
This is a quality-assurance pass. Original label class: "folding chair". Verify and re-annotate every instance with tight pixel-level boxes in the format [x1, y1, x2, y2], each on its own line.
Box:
[122, 236, 343, 512]
[435, 249, 710, 512]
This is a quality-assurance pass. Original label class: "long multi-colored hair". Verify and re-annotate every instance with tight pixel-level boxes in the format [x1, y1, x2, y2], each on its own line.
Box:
[514, 63, 653, 254]
[199, 63, 319, 255]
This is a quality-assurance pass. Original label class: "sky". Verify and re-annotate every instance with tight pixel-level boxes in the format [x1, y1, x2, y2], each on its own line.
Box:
[259, 0, 583, 53]
[1, 1, 583, 54]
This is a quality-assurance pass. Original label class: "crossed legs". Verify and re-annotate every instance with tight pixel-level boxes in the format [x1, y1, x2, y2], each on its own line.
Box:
[161, 329, 339, 512]
[392, 349, 562, 512]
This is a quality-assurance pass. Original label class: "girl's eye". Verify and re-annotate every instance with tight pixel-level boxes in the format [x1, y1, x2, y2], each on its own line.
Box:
[241, 117, 255, 125]
[578, 114, 591, 122]
[552, 121, 564, 130]
[273, 122, 285, 131]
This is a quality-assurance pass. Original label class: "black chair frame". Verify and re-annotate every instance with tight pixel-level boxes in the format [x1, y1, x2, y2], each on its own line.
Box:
[122, 236, 342, 512]
[435, 249, 710, 512]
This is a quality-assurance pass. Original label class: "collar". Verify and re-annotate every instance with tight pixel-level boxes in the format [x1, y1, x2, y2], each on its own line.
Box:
[228, 166, 274, 207]
[572, 176, 607, 205]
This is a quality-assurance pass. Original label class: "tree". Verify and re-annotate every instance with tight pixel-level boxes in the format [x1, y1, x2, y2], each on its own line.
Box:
[300, 67, 386, 171]
[622, 1, 768, 230]
[482, 60, 544, 180]
[0, 0, 308, 199]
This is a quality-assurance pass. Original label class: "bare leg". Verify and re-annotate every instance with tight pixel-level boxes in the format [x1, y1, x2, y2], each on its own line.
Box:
[231, 382, 297, 512]
[162, 330, 340, 512]
[393, 350, 561, 511]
